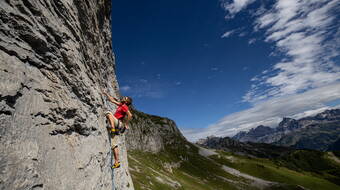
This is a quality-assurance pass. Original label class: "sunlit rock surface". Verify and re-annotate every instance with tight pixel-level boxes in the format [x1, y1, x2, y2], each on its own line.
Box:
[0, 0, 133, 189]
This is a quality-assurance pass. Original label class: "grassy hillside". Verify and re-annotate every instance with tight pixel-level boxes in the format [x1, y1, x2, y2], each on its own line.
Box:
[211, 151, 340, 190]
[128, 142, 340, 190]
[129, 143, 244, 190]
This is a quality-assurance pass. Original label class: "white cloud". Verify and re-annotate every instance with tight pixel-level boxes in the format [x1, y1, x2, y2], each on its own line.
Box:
[222, 0, 256, 16]
[182, 83, 340, 142]
[139, 79, 148, 83]
[182, 0, 340, 142]
[246, 0, 340, 103]
[221, 30, 236, 38]
[120, 85, 131, 92]
[248, 38, 256, 44]
[238, 31, 247, 37]
[290, 106, 340, 119]
[175, 81, 182, 86]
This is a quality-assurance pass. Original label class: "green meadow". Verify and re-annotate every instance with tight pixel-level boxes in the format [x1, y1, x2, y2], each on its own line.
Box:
[128, 142, 340, 190]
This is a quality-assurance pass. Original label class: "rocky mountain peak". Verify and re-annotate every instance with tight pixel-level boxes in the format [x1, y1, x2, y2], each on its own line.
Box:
[125, 110, 186, 153]
[232, 125, 276, 142]
[314, 109, 340, 120]
[232, 109, 340, 150]
[277, 117, 299, 131]
[238, 125, 275, 140]
[232, 131, 247, 140]
[249, 125, 274, 134]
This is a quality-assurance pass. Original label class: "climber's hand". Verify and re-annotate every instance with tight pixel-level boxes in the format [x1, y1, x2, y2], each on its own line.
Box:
[124, 124, 129, 129]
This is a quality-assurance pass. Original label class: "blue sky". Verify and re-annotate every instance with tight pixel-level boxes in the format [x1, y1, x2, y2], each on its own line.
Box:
[111, 0, 340, 141]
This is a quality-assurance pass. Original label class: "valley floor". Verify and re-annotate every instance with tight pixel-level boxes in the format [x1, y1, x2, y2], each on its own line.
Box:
[128, 143, 340, 190]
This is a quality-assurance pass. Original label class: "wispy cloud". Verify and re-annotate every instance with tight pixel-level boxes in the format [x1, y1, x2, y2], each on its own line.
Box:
[238, 31, 247, 37]
[120, 85, 131, 92]
[183, 83, 340, 141]
[245, 0, 340, 103]
[182, 0, 340, 141]
[222, 0, 340, 103]
[222, 0, 256, 17]
[221, 29, 236, 38]
[248, 38, 256, 44]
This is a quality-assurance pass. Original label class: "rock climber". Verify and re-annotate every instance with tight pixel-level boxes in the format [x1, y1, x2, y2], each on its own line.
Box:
[103, 91, 133, 168]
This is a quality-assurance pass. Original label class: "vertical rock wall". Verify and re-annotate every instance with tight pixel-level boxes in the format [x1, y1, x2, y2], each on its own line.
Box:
[126, 110, 187, 153]
[0, 0, 133, 189]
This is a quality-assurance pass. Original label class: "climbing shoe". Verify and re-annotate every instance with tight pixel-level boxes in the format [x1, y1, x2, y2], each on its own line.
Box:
[120, 127, 126, 134]
[110, 128, 120, 135]
[112, 162, 121, 169]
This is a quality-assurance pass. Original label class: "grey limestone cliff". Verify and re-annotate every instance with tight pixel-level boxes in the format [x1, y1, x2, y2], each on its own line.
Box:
[0, 0, 133, 189]
[125, 110, 186, 153]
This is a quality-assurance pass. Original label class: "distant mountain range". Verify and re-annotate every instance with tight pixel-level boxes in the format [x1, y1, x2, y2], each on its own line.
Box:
[197, 135, 293, 159]
[232, 109, 340, 151]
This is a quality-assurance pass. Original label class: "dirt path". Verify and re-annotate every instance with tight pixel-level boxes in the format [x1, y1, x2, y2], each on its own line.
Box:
[221, 165, 277, 189]
[195, 145, 218, 157]
[196, 145, 279, 189]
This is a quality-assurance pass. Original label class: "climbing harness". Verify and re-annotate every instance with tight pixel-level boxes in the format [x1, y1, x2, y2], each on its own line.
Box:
[107, 118, 127, 135]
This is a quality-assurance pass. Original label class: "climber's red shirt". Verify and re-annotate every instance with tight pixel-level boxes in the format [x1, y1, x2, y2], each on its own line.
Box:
[114, 103, 129, 120]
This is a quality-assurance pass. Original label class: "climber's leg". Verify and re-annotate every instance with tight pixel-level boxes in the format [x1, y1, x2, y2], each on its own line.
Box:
[111, 135, 121, 168]
[113, 147, 119, 164]
[105, 111, 116, 130]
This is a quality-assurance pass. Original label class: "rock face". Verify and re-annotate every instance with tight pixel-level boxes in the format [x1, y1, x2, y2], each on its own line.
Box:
[233, 125, 276, 142]
[125, 110, 186, 153]
[0, 1, 133, 189]
[277, 118, 300, 133]
[232, 109, 340, 151]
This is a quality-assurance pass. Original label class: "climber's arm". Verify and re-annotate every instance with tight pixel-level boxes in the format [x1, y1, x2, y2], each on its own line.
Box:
[124, 110, 133, 129]
[103, 91, 121, 106]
